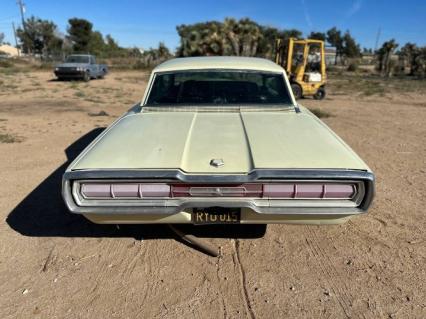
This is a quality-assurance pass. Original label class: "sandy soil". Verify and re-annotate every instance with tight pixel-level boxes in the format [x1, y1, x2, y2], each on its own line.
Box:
[0, 70, 425, 319]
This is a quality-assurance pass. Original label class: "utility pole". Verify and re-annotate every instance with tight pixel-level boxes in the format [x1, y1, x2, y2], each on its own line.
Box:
[374, 27, 381, 52]
[17, 0, 26, 30]
[12, 22, 20, 56]
[16, 0, 29, 54]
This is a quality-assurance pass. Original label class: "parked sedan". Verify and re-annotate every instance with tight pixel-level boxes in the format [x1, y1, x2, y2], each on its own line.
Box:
[62, 56, 374, 225]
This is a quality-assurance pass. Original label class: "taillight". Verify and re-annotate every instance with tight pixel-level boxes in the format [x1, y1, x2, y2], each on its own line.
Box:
[263, 183, 355, 199]
[80, 182, 355, 199]
[81, 183, 170, 198]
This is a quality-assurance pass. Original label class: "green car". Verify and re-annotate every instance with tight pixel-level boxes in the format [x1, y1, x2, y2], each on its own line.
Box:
[62, 57, 374, 225]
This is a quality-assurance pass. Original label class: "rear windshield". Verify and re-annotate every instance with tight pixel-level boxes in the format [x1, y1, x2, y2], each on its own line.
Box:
[65, 55, 89, 63]
[146, 70, 293, 106]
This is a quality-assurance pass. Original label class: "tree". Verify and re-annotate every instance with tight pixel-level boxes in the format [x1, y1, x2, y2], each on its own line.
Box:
[16, 16, 63, 56]
[376, 39, 398, 77]
[0, 32, 4, 45]
[363, 47, 373, 54]
[412, 47, 426, 77]
[222, 18, 262, 56]
[400, 42, 418, 75]
[67, 18, 93, 52]
[342, 31, 361, 59]
[87, 30, 105, 55]
[176, 18, 302, 59]
[258, 27, 302, 60]
[308, 31, 326, 41]
[326, 27, 343, 64]
[139, 42, 172, 67]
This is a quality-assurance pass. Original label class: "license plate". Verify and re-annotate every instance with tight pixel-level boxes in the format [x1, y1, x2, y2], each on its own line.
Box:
[192, 207, 241, 225]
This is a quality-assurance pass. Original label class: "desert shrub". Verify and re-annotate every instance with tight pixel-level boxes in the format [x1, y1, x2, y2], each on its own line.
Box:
[88, 110, 109, 117]
[0, 59, 13, 68]
[347, 61, 358, 72]
[309, 108, 332, 118]
[0, 133, 21, 143]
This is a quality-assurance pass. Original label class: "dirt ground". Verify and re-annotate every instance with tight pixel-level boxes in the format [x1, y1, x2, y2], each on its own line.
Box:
[0, 69, 425, 319]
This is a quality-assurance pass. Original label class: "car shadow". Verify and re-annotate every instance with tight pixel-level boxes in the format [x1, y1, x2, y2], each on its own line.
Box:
[6, 128, 266, 242]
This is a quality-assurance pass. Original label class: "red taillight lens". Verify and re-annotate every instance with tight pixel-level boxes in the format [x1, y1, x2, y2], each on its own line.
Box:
[171, 184, 262, 197]
[81, 184, 111, 197]
[81, 183, 170, 198]
[295, 184, 323, 198]
[263, 183, 355, 199]
[323, 184, 354, 198]
[81, 182, 355, 200]
[112, 184, 139, 197]
[263, 184, 294, 197]
[140, 184, 171, 197]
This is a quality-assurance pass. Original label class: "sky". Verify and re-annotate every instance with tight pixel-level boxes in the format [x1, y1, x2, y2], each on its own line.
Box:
[1, 0, 425, 51]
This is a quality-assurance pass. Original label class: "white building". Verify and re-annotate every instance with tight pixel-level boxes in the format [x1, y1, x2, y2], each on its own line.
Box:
[0, 44, 20, 57]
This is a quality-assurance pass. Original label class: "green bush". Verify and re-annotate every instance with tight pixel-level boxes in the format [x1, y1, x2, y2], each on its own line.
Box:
[0, 59, 13, 68]
[347, 62, 358, 72]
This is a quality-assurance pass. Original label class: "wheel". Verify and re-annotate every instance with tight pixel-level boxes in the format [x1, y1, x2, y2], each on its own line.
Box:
[98, 69, 106, 79]
[291, 83, 303, 100]
[83, 71, 90, 82]
[313, 87, 326, 100]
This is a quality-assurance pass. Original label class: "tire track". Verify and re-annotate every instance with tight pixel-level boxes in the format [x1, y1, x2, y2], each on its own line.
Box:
[232, 239, 256, 319]
[303, 232, 352, 318]
[304, 226, 378, 319]
[215, 248, 229, 319]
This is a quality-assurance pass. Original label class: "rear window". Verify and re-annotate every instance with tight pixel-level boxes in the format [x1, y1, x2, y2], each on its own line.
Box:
[65, 55, 89, 63]
[146, 70, 293, 106]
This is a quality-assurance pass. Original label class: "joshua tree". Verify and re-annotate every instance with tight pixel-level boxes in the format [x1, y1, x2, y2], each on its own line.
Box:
[412, 47, 426, 78]
[400, 43, 418, 75]
[140, 42, 173, 67]
[376, 39, 399, 77]
[223, 18, 262, 56]
[176, 21, 226, 56]
[176, 18, 301, 59]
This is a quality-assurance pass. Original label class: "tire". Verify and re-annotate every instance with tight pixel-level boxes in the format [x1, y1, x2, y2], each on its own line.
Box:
[291, 83, 303, 100]
[83, 71, 90, 82]
[98, 69, 106, 79]
[313, 87, 326, 100]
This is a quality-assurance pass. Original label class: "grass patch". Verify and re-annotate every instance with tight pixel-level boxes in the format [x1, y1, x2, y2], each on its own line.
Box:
[85, 96, 103, 103]
[0, 59, 14, 68]
[31, 81, 42, 87]
[0, 133, 21, 143]
[2, 83, 18, 90]
[309, 108, 332, 118]
[69, 82, 80, 89]
[88, 110, 109, 117]
[74, 91, 86, 98]
[329, 73, 426, 96]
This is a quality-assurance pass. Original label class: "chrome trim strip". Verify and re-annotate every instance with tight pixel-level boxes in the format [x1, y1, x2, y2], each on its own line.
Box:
[62, 169, 375, 216]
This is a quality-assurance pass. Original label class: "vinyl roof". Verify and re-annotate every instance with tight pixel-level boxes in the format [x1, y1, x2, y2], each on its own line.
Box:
[153, 56, 284, 73]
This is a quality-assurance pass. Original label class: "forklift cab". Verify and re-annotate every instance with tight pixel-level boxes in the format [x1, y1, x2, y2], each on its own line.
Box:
[275, 38, 326, 100]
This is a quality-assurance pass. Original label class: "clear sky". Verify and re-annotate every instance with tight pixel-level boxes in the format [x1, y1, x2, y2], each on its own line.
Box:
[1, 0, 425, 51]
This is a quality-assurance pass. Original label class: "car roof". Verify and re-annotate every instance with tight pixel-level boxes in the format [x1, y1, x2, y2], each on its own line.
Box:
[153, 56, 284, 73]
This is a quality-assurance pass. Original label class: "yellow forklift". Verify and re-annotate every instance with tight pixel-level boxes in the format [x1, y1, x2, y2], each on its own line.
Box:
[275, 38, 326, 100]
